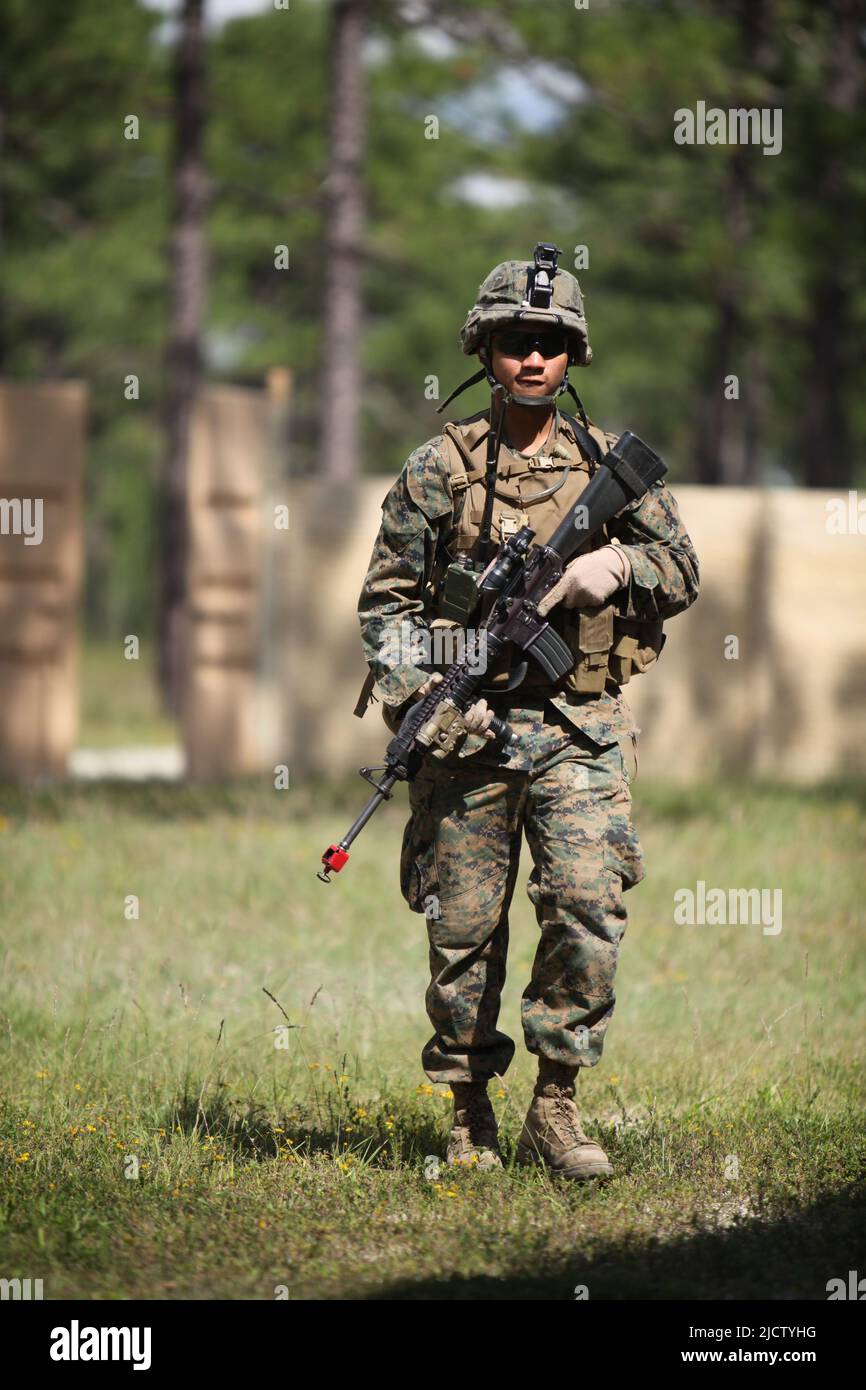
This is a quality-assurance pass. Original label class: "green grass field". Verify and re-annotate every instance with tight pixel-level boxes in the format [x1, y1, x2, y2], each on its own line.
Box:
[1, 775, 864, 1300]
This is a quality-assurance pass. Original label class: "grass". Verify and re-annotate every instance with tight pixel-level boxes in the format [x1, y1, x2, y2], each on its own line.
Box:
[0, 776, 864, 1299]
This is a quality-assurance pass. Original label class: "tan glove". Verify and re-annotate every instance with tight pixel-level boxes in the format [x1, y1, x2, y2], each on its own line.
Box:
[536, 544, 631, 617]
[414, 672, 497, 741]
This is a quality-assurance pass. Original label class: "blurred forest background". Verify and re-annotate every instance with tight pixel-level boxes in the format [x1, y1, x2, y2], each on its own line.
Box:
[1, 0, 864, 648]
[1, 2, 865, 1300]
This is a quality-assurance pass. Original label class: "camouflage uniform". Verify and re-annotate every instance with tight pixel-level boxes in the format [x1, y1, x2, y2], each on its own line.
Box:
[357, 409, 699, 1085]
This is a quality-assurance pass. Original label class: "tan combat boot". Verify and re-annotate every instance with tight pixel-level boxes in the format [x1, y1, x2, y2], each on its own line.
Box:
[446, 1082, 503, 1170]
[516, 1062, 613, 1181]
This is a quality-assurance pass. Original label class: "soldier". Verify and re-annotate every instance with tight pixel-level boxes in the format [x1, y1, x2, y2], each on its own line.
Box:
[354, 244, 699, 1180]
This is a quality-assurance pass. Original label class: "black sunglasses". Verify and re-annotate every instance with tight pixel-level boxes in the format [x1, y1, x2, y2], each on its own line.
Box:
[492, 330, 569, 359]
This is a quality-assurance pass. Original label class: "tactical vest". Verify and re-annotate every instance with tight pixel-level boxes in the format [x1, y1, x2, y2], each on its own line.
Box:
[427, 410, 665, 697]
[353, 410, 664, 721]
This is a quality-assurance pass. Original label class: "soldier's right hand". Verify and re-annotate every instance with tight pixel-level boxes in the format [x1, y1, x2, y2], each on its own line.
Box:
[537, 544, 631, 615]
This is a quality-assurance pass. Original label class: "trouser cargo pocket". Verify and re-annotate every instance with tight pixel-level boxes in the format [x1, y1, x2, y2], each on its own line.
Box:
[400, 775, 439, 914]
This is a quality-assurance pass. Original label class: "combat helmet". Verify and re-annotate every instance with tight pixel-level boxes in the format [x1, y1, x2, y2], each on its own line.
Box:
[438, 243, 592, 417]
[435, 242, 598, 572]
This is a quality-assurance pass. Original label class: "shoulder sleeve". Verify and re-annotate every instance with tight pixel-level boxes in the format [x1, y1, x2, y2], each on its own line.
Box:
[608, 474, 700, 621]
[356, 438, 453, 708]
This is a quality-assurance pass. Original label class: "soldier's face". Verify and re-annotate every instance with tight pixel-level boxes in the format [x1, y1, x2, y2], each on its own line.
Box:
[488, 331, 570, 400]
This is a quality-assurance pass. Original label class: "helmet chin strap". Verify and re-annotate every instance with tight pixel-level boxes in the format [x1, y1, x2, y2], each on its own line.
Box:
[481, 348, 591, 430]
[488, 377, 565, 409]
[435, 344, 591, 431]
[479, 346, 563, 409]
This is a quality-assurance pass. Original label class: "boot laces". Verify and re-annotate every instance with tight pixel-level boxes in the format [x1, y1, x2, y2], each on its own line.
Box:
[551, 1091, 588, 1145]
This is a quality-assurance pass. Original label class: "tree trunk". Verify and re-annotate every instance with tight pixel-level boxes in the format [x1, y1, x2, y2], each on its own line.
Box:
[0, 107, 6, 372]
[316, 0, 367, 511]
[694, 260, 747, 487]
[291, 1, 368, 773]
[802, 0, 862, 487]
[158, 0, 208, 713]
[695, 0, 773, 486]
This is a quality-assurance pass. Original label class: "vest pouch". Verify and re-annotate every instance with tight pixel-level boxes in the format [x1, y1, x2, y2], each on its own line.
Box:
[609, 617, 666, 684]
[561, 604, 615, 695]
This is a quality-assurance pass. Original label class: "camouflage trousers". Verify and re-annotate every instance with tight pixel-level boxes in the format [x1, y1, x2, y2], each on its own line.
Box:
[399, 704, 646, 1084]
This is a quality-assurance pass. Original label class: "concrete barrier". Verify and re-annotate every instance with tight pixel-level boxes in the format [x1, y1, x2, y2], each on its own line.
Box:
[283, 480, 866, 783]
[182, 381, 288, 778]
[0, 380, 87, 781]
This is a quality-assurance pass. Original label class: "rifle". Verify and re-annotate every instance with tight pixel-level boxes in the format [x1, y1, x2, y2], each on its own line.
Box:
[318, 431, 666, 882]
